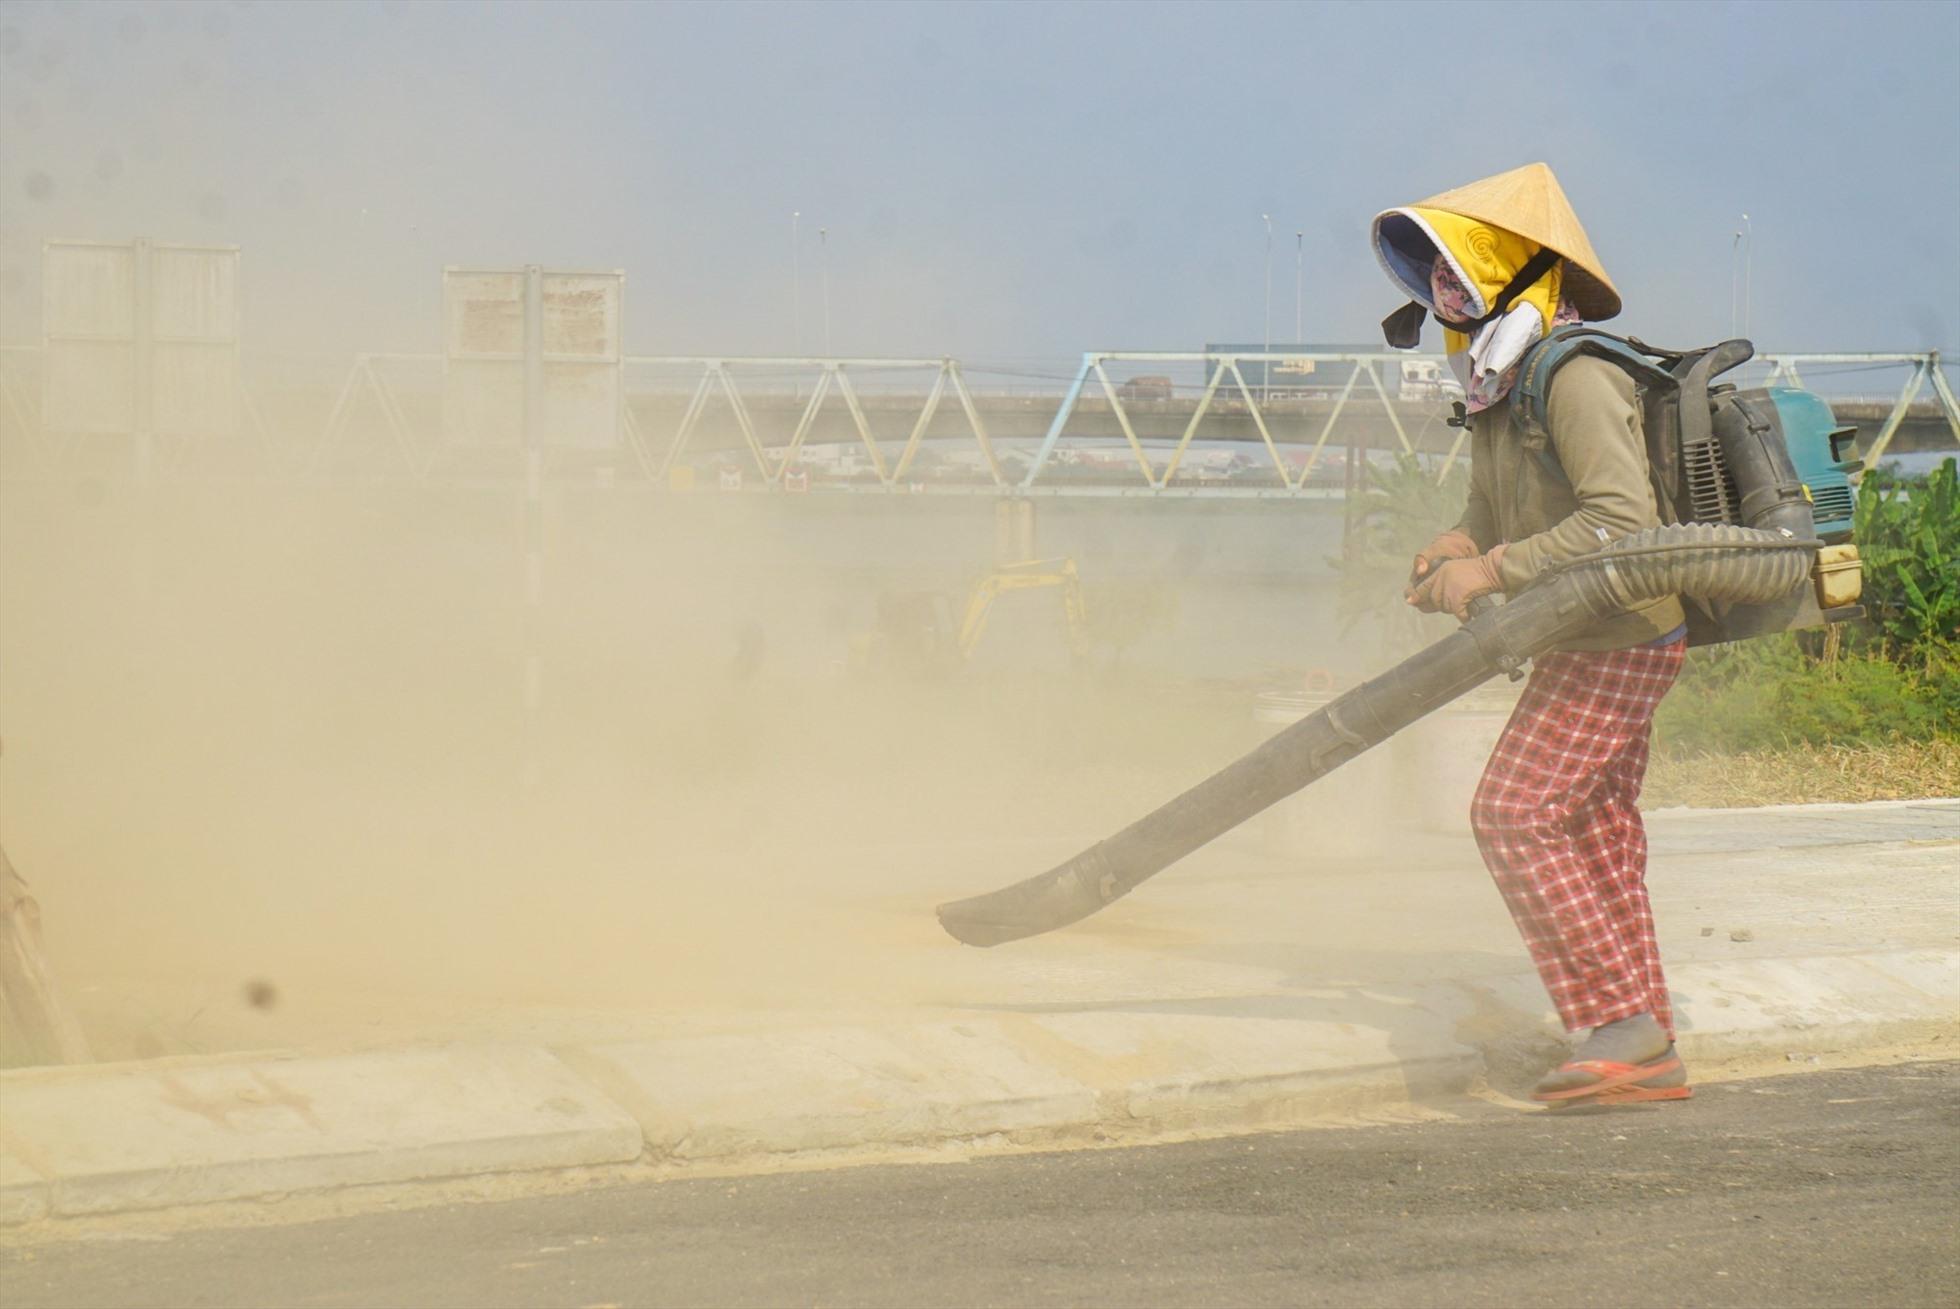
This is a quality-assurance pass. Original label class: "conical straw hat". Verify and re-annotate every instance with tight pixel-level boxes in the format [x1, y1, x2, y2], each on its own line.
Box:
[1400, 162, 1620, 321]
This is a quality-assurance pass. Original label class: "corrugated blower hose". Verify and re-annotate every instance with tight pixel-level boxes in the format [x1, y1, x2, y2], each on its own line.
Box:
[936, 523, 1818, 947]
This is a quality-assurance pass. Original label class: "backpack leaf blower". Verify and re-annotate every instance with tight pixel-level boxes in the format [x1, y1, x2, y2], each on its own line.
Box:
[936, 334, 1864, 947]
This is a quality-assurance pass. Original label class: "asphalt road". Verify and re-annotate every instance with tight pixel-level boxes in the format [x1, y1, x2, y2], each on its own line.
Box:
[10, 1061, 1957, 1309]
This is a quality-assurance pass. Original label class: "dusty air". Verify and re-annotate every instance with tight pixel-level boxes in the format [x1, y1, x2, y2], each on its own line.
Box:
[0, 2, 1956, 1306]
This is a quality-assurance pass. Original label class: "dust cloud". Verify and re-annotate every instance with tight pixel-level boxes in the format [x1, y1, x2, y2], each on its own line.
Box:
[1, 462, 1427, 1062]
[0, 1, 1441, 1069]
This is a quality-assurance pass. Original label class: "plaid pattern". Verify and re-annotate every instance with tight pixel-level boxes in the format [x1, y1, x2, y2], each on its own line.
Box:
[1471, 640, 1687, 1037]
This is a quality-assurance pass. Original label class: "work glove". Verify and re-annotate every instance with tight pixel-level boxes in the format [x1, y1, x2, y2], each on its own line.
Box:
[1408, 545, 1508, 621]
[1405, 529, 1479, 601]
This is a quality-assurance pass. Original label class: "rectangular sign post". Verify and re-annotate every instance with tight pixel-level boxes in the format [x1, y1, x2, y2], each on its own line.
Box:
[439, 264, 623, 786]
[41, 239, 241, 475]
[523, 266, 545, 789]
[441, 266, 624, 453]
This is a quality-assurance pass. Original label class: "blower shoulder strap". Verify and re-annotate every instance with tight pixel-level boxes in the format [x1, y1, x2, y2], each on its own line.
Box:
[1504, 329, 1756, 635]
[1511, 328, 1757, 526]
[1511, 327, 1679, 445]
[1510, 329, 1679, 512]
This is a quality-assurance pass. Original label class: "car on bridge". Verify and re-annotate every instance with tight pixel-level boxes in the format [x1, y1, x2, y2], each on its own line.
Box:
[1116, 374, 1175, 403]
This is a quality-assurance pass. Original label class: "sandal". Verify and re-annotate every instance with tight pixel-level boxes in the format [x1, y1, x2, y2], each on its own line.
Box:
[1532, 1046, 1686, 1104]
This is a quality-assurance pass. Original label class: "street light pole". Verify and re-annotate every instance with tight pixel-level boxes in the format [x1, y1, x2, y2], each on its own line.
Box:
[1730, 228, 1742, 339]
[1294, 230, 1304, 342]
[792, 211, 802, 355]
[819, 226, 832, 356]
[1261, 213, 1273, 352]
[1740, 212, 1753, 341]
[1262, 213, 1272, 400]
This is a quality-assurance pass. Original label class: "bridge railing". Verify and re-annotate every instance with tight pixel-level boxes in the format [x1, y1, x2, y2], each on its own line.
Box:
[623, 356, 1004, 490]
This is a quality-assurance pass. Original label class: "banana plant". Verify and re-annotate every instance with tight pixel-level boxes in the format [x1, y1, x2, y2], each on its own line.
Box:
[1854, 457, 1959, 663]
[1331, 452, 1471, 658]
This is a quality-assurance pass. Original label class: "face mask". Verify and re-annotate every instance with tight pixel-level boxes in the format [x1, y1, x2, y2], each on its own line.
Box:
[1430, 255, 1582, 412]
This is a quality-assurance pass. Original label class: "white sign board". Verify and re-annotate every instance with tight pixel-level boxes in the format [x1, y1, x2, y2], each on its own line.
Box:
[42, 239, 240, 440]
[442, 267, 623, 451]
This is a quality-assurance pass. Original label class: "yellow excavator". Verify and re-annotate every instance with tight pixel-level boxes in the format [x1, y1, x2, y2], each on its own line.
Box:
[850, 558, 1089, 676]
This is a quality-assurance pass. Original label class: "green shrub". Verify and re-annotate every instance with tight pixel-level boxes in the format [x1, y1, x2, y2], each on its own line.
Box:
[1852, 456, 1959, 663]
[1656, 636, 1958, 755]
[1653, 457, 1959, 756]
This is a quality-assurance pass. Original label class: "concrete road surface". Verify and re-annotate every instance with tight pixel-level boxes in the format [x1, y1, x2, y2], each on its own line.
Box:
[9, 1061, 1957, 1309]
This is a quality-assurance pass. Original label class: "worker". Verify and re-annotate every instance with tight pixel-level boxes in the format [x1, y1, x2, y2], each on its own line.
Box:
[1373, 163, 1691, 1106]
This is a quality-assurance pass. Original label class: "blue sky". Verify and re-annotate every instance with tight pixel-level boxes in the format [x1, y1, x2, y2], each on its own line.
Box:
[1, 0, 1955, 361]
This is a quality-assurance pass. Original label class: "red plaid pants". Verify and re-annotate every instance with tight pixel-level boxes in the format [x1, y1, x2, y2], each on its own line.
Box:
[1470, 640, 1686, 1037]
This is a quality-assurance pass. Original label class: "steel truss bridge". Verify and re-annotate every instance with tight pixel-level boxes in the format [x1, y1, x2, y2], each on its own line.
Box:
[4, 347, 1957, 498]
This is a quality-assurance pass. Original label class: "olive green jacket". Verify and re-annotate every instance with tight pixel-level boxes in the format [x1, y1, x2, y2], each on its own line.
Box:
[1453, 356, 1687, 652]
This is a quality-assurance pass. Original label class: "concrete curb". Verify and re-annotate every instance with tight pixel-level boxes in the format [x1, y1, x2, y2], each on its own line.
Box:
[0, 1045, 642, 1224]
[2, 949, 1954, 1224]
[557, 1020, 1102, 1160]
[1646, 798, 1960, 816]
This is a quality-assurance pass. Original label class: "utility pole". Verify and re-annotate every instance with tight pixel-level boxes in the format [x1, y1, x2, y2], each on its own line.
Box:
[792, 211, 802, 354]
[819, 227, 832, 356]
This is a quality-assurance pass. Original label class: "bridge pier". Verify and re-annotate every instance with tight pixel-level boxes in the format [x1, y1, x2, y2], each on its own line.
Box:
[995, 499, 1037, 565]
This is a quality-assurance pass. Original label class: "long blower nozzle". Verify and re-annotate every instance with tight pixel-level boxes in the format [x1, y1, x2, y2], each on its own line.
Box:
[935, 524, 1819, 947]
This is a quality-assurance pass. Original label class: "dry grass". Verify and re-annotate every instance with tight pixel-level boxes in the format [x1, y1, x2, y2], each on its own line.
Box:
[1646, 738, 1960, 808]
